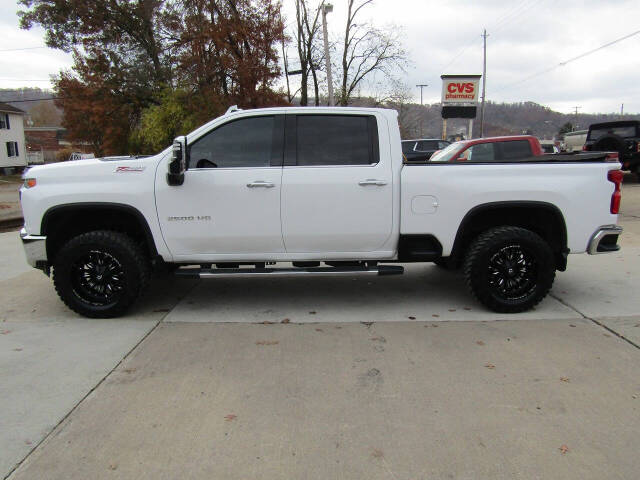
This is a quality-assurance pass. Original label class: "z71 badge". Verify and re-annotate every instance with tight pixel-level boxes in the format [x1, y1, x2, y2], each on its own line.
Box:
[115, 166, 145, 173]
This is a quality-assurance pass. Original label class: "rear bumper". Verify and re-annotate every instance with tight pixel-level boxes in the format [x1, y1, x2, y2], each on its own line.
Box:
[587, 225, 623, 255]
[20, 227, 48, 268]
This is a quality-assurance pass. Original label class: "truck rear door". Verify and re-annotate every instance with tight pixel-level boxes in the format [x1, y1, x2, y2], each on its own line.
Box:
[280, 113, 393, 254]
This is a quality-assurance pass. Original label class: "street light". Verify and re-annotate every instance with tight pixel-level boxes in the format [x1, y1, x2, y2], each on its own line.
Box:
[321, 3, 334, 106]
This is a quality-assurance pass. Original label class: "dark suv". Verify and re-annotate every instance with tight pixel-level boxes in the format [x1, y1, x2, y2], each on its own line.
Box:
[402, 139, 450, 163]
[584, 121, 640, 180]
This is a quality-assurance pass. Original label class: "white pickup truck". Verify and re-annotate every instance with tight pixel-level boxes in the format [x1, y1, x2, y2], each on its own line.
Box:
[19, 106, 623, 318]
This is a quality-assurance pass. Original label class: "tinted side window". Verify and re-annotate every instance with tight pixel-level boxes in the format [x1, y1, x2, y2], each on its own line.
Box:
[296, 115, 377, 166]
[416, 140, 439, 151]
[189, 116, 276, 169]
[501, 140, 532, 160]
[463, 143, 495, 162]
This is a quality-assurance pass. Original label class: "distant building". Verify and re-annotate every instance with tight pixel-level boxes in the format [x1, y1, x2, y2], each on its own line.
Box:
[0, 102, 26, 170]
[24, 126, 70, 163]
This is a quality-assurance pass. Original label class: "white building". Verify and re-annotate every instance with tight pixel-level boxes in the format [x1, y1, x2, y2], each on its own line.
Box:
[0, 102, 26, 170]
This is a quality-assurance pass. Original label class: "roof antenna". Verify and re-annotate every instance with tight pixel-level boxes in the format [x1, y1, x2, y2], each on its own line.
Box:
[225, 105, 241, 115]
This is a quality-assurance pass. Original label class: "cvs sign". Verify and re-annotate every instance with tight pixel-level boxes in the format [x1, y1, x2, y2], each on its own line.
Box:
[441, 75, 481, 105]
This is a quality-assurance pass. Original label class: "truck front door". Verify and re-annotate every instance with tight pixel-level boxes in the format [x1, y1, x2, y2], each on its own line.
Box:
[280, 113, 393, 255]
[155, 114, 285, 259]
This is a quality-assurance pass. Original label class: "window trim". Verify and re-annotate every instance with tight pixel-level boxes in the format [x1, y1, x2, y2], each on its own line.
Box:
[284, 113, 380, 168]
[186, 114, 284, 170]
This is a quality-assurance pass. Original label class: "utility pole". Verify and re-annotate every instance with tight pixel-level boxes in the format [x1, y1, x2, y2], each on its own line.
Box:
[321, 2, 334, 106]
[480, 29, 488, 138]
[416, 83, 428, 137]
[571, 106, 581, 130]
[621, 103, 624, 116]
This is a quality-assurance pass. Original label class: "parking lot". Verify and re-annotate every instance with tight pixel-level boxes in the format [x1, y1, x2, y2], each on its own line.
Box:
[1, 181, 639, 479]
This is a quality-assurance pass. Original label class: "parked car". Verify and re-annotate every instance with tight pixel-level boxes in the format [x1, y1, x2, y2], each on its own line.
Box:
[20, 107, 623, 318]
[563, 129, 588, 152]
[68, 152, 95, 161]
[402, 138, 450, 163]
[539, 140, 559, 154]
[583, 120, 640, 180]
[430, 135, 545, 162]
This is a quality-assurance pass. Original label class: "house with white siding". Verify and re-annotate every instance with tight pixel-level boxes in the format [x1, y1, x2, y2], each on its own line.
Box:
[0, 102, 26, 170]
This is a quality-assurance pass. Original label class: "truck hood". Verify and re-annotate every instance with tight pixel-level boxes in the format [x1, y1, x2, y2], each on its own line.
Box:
[24, 151, 168, 180]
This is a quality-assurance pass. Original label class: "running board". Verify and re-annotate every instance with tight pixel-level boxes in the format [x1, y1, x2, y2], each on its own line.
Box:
[175, 265, 404, 278]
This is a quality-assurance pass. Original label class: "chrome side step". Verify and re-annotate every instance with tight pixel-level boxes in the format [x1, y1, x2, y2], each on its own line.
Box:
[175, 265, 404, 278]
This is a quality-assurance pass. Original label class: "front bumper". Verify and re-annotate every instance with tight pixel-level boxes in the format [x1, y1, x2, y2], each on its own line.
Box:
[20, 227, 48, 268]
[587, 225, 623, 255]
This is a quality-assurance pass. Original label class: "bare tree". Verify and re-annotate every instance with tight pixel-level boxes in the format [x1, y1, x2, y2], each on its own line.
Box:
[294, 0, 323, 105]
[337, 0, 406, 106]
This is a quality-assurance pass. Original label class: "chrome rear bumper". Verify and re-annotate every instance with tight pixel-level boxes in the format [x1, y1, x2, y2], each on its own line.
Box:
[20, 227, 48, 268]
[587, 225, 623, 255]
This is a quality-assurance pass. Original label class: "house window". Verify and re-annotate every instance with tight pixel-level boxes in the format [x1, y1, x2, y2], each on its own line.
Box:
[6, 141, 19, 157]
[0, 114, 9, 129]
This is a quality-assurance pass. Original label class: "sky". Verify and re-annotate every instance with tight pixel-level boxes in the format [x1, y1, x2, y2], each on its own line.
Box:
[0, 0, 639, 114]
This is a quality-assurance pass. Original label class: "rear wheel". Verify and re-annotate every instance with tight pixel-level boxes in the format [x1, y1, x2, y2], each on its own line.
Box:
[53, 231, 150, 318]
[463, 226, 555, 313]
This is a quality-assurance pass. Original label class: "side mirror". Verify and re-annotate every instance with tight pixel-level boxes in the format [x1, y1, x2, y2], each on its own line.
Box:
[167, 136, 187, 186]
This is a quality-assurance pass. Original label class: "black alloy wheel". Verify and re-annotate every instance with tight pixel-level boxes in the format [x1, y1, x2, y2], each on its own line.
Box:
[464, 226, 555, 313]
[53, 231, 150, 318]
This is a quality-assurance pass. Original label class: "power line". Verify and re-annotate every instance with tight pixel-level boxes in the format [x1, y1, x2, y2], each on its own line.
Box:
[495, 29, 640, 92]
[0, 46, 47, 52]
[438, 0, 535, 72]
[0, 97, 60, 103]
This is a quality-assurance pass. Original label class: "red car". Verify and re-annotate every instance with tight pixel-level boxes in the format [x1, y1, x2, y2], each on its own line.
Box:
[429, 135, 544, 163]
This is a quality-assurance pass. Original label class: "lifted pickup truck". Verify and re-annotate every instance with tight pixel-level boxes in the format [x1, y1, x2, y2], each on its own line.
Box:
[19, 107, 624, 318]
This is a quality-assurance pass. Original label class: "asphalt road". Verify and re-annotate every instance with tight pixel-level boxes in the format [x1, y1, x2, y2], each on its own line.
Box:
[1, 181, 639, 479]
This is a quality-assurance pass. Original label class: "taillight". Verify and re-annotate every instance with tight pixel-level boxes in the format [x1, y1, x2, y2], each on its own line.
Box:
[607, 169, 623, 214]
[582, 144, 588, 151]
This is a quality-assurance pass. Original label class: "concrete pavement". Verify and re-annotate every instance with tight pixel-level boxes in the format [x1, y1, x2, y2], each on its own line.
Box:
[9, 321, 640, 480]
[2, 182, 639, 479]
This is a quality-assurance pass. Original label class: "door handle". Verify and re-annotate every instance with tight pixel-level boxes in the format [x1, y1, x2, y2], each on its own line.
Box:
[358, 179, 387, 186]
[246, 181, 275, 188]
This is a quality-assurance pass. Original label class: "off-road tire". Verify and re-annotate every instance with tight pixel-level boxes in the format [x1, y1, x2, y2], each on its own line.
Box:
[53, 230, 150, 318]
[463, 226, 555, 313]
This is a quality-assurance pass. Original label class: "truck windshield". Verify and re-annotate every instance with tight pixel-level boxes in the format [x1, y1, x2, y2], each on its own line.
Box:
[429, 142, 462, 162]
[588, 125, 637, 140]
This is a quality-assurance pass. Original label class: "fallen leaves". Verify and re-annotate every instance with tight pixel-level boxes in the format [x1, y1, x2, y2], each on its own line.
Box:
[255, 340, 279, 346]
[123, 368, 137, 374]
[224, 414, 237, 422]
[476, 341, 485, 346]
[0, 330, 11, 335]
[560, 377, 570, 383]
[315, 328, 323, 332]
[484, 363, 495, 369]
[308, 311, 317, 315]
[559, 444, 569, 454]
[371, 448, 384, 458]
[432, 314, 440, 318]
[370, 336, 386, 343]
[281, 318, 290, 324]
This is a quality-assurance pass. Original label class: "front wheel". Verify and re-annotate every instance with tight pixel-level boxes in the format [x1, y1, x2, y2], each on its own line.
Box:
[463, 226, 555, 313]
[53, 231, 150, 318]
